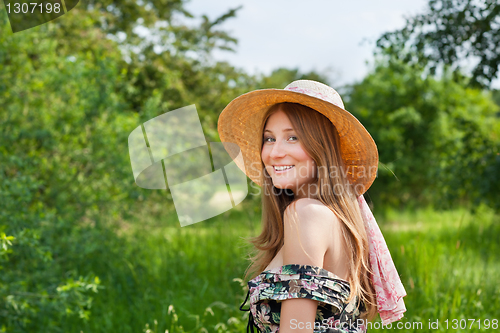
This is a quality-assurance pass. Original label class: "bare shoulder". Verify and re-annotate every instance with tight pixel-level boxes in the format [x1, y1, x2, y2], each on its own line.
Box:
[284, 198, 339, 230]
[282, 198, 340, 267]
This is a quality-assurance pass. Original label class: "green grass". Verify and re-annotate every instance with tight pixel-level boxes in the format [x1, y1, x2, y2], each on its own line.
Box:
[65, 201, 499, 332]
[376, 204, 500, 332]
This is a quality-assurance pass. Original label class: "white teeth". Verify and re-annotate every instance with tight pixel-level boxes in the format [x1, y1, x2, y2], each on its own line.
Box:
[274, 165, 294, 171]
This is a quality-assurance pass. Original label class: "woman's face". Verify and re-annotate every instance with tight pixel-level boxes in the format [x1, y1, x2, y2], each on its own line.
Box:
[261, 109, 317, 198]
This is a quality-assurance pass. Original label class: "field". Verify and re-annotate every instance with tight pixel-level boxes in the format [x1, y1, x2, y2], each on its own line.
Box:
[60, 200, 500, 333]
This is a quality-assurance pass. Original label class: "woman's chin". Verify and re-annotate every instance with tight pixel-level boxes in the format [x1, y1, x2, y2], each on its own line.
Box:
[272, 183, 295, 191]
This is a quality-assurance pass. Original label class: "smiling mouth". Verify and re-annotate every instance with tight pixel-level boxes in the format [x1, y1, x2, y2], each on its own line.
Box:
[273, 165, 295, 173]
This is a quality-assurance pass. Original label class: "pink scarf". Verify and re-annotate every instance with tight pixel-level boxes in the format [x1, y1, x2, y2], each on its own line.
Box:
[357, 195, 407, 325]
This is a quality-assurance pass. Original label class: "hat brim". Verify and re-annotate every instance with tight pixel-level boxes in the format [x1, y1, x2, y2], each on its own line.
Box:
[217, 88, 378, 195]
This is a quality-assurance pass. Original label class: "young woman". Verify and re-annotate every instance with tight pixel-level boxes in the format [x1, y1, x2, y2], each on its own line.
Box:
[217, 80, 406, 333]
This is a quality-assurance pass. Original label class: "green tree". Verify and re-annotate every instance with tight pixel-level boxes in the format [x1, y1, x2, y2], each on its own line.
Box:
[0, 1, 256, 331]
[256, 67, 332, 89]
[0, 10, 125, 330]
[376, 0, 500, 88]
[346, 59, 500, 211]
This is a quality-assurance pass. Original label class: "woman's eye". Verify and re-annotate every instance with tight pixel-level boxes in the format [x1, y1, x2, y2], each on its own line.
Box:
[263, 136, 297, 143]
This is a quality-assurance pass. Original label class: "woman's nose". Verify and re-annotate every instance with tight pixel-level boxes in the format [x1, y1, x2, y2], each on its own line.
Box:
[269, 139, 286, 159]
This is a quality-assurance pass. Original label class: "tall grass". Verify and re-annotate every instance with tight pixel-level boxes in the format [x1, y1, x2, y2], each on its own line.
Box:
[65, 200, 499, 332]
[376, 204, 500, 332]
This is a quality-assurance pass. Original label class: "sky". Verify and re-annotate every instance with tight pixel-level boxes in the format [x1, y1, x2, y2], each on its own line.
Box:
[182, 0, 430, 87]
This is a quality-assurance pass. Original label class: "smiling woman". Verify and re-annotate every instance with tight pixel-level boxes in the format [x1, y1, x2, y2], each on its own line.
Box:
[217, 80, 407, 332]
[261, 106, 317, 199]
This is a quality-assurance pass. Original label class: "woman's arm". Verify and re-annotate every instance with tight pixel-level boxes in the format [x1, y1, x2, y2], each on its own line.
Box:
[279, 198, 338, 333]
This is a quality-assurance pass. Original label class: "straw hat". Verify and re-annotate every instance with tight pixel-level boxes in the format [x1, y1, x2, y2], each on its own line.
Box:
[217, 80, 378, 195]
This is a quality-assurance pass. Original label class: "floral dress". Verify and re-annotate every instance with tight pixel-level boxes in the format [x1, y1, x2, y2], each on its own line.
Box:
[239, 264, 367, 333]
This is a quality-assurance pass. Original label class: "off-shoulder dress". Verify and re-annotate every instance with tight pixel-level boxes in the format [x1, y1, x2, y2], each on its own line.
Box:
[239, 264, 367, 333]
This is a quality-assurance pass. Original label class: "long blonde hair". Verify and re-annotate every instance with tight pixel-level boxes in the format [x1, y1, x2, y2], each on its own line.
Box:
[243, 102, 377, 321]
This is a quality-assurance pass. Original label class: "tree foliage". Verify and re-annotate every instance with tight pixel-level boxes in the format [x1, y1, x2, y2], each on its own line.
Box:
[256, 67, 331, 89]
[0, 1, 254, 330]
[346, 59, 500, 211]
[377, 0, 500, 88]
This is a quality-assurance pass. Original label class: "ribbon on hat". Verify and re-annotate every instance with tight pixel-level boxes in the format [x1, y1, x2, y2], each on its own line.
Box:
[357, 195, 407, 325]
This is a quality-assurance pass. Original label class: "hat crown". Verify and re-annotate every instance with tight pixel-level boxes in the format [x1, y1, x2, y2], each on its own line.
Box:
[284, 80, 345, 109]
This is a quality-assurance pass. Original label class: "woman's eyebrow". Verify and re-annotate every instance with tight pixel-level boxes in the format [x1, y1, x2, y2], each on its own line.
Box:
[263, 128, 294, 133]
